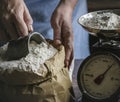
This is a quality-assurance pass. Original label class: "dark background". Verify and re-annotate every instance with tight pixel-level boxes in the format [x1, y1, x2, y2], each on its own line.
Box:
[87, 0, 120, 12]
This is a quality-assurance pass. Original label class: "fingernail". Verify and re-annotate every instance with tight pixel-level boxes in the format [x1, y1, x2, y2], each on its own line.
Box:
[65, 60, 69, 68]
[54, 39, 61, 46]
[28, 25, 33, 32]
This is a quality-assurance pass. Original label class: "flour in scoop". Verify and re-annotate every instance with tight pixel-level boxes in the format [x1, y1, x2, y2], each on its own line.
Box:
[0, 41, 58, 76]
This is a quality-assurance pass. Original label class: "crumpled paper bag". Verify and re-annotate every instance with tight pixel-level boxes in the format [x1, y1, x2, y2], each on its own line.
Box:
[0, 45, 72, 102]
[0, 44, 66, 85]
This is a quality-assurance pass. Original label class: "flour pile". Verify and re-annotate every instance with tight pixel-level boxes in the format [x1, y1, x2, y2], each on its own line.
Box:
[81, 12, 120, 29]
[0, 41, 58, 76]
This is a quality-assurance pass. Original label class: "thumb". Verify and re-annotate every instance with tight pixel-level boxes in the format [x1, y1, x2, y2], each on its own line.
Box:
[53, 27, 62, 48]
[52, 21, 62, 46]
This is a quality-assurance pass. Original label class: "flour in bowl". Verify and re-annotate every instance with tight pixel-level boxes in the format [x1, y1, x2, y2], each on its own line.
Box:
[81, 12, 120, 30]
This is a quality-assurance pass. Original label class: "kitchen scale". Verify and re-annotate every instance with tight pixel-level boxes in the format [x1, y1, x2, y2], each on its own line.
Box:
[77, 9, 120, 102]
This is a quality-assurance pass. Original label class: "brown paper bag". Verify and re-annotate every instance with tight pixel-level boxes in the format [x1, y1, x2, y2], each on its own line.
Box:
[0, 45, 72, 102]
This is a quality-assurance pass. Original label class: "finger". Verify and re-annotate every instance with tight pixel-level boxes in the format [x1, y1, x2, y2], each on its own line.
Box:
[2, 20, 19, 40]
[0, 27, 9, 41]
[61, 22, 74, 68]
[64, 41, 74, 68]
[53, 28, 62, 47]
[0, 21, 10, 41]
[13, 11, 28, 37]
[51, 12, 62, 46]
[68, 49, 74, 68]
[51, 19, 62, 47]
[23, 4, 33, 32]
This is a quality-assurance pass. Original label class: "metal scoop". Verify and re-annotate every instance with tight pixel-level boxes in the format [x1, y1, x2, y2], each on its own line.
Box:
[4, 32, 47, 60]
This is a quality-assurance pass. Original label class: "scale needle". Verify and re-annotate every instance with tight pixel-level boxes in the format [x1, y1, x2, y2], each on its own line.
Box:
[94, 62, 114, 85]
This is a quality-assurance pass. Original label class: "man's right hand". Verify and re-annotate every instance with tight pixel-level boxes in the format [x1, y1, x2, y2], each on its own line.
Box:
[0, 0, 33, 41]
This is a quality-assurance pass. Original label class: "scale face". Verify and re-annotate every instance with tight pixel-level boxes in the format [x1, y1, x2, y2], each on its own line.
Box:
[77, 52, 120, 102]
[77, 9, 120, 102]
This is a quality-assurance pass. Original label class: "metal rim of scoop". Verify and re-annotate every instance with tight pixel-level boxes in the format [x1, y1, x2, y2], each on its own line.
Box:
[78, 9, 120, 39]
[5, 32, 47, 60]
[28, 32, 48, 50]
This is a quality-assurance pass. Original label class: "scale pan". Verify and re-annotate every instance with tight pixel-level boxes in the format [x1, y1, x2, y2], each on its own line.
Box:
[78, 9, 120, 39]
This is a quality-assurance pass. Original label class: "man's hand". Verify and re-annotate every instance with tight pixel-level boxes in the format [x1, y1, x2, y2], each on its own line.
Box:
[51, 0, 77, 68]
[0, 0, 33, 41]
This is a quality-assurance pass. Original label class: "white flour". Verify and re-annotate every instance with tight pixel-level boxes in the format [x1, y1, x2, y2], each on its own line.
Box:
[0, 41, 58, 76]
[81, 12, 120, 29]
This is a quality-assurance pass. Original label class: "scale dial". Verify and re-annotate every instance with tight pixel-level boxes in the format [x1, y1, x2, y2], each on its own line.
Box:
[78, 52, 120, 101]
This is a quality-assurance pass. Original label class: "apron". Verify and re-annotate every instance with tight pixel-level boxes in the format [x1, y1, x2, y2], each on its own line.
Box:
[24, 0, 90, 59]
